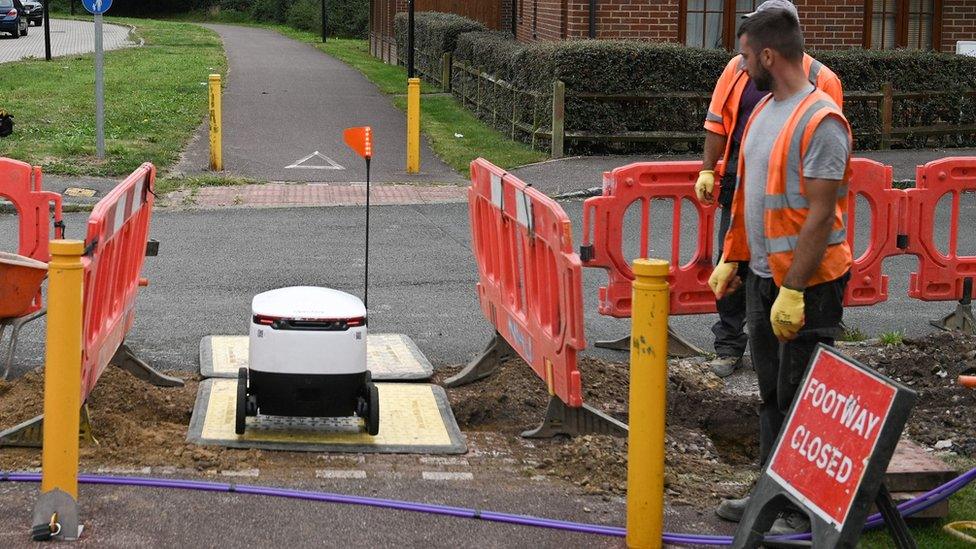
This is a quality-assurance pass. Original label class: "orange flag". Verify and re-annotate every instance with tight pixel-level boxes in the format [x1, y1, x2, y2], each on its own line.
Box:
[343, 126, 373, 160]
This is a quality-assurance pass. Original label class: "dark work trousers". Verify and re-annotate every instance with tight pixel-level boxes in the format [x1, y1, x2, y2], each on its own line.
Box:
[712, 169, 749, 359]
[746, 271, 850, 467]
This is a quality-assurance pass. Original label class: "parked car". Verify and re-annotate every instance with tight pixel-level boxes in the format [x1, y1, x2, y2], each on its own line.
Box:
[21, 0, 40, 27]
[0, 0, 27, 38]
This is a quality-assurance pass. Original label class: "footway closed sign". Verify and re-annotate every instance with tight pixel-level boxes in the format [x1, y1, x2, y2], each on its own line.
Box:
[768, 347, 897, 529]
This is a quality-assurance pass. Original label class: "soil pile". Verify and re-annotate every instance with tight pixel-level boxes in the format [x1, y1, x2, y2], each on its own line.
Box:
[846, 331, 976, 456]
[0, 367, 270, 472]
[437, 355, 761, 503]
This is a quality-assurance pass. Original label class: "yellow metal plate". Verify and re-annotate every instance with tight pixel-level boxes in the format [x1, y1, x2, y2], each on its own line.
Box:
[187, 379, 465, 454]
[199, 334, 433, 381]
[63, 187, 98, 198]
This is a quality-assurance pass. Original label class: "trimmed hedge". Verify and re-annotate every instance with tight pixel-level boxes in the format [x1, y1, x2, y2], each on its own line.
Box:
[394, 12, 486, 81]
[400, 12, 976, 154]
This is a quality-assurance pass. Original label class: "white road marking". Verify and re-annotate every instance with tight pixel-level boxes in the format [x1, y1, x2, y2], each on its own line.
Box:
[419, 457, 469, 466]
[285, 151, 345, 170]
[422, 471, 474, 481]
[95, 467, 152, 475]
[316, 469, 367, 479]
[220, 469, 260, 477]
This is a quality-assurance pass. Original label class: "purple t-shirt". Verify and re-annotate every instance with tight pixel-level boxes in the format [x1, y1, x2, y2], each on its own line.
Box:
[732, 79, 767, 145]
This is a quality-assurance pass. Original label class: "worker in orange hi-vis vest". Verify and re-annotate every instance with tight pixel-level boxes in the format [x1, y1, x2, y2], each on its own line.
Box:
[707, 8, 853, 536]
[695, 0, 842, 381]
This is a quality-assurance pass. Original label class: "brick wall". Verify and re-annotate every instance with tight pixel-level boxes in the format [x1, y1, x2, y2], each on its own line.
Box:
[563, 0, 680, 40]
[942, 0, 976, 53]
[794, 0, 864, 49]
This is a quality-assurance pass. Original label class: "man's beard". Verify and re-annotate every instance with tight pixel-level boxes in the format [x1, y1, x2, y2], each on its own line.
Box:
[752, 66, 773, 92]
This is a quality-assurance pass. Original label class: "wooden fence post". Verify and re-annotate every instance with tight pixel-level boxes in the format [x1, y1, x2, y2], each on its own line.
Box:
[442, 53, 452, 93]
[551, 80, 566, 158]
[880, 82, 893, 150]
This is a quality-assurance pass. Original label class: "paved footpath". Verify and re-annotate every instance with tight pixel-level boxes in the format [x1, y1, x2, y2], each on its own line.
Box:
[0, 18, 134, 64]
[176, 24, 462, 185]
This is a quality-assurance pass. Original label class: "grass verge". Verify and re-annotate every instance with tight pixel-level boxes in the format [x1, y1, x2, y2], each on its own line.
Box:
[0, 18, 225, 177]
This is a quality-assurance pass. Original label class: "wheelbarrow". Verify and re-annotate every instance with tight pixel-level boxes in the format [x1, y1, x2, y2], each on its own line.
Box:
[0, 251, 48, 380]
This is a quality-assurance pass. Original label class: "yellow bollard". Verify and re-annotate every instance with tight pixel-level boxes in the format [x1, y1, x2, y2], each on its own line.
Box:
[407, 77, 421, 174]
[209, 74, 223, 171]
[31, 240, 85, 540]
[626, 258, 670, 549]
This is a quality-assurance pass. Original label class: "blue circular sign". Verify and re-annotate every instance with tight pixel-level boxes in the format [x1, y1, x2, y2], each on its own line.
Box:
[82, 0, 112, 15]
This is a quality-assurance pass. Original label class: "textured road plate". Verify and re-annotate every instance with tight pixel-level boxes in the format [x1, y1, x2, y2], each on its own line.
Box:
[187, 379, 466, 454]
[199, 334, 433, 381]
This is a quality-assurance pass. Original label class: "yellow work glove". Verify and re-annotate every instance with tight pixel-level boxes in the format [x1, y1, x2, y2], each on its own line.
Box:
[708, 259, 739, 299]
[771, 287, 805, 341]
[695, 170, 716, 203]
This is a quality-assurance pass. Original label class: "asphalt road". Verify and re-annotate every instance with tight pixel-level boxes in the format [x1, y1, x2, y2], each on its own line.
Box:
[175, 25, 462, 185]
[2, 195, 973, 379]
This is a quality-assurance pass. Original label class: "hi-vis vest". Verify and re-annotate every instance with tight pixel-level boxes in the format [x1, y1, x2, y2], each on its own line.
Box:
[722, 88, 853, 288]
[704, 54, 844, 177]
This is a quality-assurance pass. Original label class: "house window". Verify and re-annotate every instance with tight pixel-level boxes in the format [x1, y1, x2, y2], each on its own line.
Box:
[681, 0, 763, 50]
[865, 0, 941, 50]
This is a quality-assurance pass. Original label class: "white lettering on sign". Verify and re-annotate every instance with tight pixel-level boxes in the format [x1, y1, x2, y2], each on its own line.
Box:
[789, 425, 854, 483]
[803, 378, 883, 440]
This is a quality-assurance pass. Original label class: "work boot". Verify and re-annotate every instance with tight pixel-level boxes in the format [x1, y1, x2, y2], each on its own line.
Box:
[708, 355, 742, 378]
[715, 496, 749, 522]
[769, 511, 811, 535]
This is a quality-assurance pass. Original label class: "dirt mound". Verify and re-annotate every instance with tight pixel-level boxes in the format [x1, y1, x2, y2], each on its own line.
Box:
[436, 354, 761, 503]
[847, 331, 976, 456]
[0, 367, 272, 472]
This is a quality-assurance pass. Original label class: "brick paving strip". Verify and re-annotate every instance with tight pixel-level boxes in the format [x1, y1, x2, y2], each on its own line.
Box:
[189, 183, 468, 208]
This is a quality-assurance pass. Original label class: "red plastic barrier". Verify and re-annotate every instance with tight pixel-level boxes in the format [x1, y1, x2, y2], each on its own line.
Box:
[0, 158, 64, 315]
[582, 159, 914, 318]
[843, 158, 908, 306]
[469, 158, 586, 407]
[581, 161, 718, 318]
[907, 157, 976, 301]
[81, 163, 156, 399]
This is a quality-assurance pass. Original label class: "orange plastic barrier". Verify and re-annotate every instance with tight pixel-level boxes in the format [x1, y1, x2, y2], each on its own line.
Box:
[0, 158, 64, 315]
[469, 158, 586, 407]
[80, 163, 157, 399]
[582, 161, 717, 318]
[907, 157, 976, 302]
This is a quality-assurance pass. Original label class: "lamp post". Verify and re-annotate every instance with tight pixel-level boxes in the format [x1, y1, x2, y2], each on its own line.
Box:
[407, 0, 415, 78]
[43, 0, 51, 60]
[321, 0, 327, 42]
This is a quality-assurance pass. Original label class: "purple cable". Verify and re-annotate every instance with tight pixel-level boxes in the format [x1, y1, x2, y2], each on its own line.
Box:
[2, 466, 974, 546]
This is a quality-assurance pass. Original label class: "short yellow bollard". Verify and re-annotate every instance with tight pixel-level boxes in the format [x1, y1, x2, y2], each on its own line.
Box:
[626, 258, 670, 549]
[209, 74, 223, 171]
[31, 240, 85, 540]
[407, 77, 421, 174]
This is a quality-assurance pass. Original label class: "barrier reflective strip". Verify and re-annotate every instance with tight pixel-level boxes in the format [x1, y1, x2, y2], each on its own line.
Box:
[766, 229, 847, 254]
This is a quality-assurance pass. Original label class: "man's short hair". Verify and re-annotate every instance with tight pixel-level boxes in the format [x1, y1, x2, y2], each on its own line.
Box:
[737, 8, 804, 61]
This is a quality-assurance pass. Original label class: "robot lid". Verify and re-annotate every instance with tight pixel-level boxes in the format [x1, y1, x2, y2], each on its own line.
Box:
[252, 286, 366, 321]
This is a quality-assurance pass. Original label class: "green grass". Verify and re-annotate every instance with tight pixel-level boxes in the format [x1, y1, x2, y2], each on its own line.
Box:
[879, 330, 905, 346]
[0, 18, 226, 177]
[840, 325, 868, 342]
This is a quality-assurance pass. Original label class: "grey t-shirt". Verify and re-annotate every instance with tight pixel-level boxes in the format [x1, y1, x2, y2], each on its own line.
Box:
[742, 84, 851, 278]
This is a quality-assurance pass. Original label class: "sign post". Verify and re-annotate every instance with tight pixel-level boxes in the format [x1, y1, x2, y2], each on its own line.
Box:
[732, 345, 918, 548]
[82, 0, 112, 159]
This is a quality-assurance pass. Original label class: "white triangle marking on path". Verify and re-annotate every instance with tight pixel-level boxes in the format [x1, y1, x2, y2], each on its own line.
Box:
[285, 151, 346, 170]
